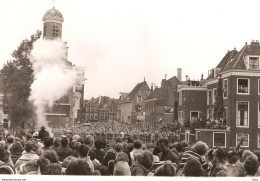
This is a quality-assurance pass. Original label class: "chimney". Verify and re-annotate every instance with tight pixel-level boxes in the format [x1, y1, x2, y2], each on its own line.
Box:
[151, 83, 154, 92]
[201, 74, 203, 80]
[251, 40, 259, 45]
[177, 68, 182, 82]
[185, 75, 188, 82]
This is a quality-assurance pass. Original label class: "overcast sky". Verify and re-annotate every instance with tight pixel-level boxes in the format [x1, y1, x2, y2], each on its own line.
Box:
[1, 0, 260, 99]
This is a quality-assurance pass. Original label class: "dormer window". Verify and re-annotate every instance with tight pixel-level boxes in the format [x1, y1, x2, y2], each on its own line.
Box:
[249, 57, 259, 69]
[137, 96, 142, 102]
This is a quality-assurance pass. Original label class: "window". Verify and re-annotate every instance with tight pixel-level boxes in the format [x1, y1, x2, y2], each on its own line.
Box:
[213, 88, 217, 105]
[236, 133, 249, 147]
[249, 57, 259, 69]
[90, 107, 94, 112]
[236, 102, 249, 127]
[190, 111, 199, 123]
[213, 132, 226, 147]
[208, 109, 213, 121]
[94, 113, 98, 120]
[259, 80, 260, 95]
[86, 114, 89, 120]
[100, 112, 104, 119]
[223, 79, 228, 98]
[207, 90, 212, 105]
[104, 112, 108, 119]
[196, 131, 200, 140]
[258, 135, 260, 148]
[258, 103, 260, 127]
[178, 111, 183, 125]
[137, 96, 142, 102]
[179, 91, 182, 106]
[237, 79, 249, 94]
[90, 113, 94, 120]
[86, 106, 90, 112]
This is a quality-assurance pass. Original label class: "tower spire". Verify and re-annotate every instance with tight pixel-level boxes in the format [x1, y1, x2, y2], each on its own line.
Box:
[52, 0, 56, 8]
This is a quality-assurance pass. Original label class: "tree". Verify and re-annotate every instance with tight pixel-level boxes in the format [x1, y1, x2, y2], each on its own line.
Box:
[1, 30, 42, 128]
[214, 79, 224, 120]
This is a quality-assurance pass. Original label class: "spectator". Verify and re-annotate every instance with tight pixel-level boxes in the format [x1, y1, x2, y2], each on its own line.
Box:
[57, 137, 73, 162]
[78, 144, 94, 173]
[37, 137, 54, 156]
[158, 138, 179, 165]
[113, 161, 131, 176]
[154, 162, 176, 176]
[131, 150, 153, 176]
[183, 157, 203, 176]
[244, 156, 259, 177]
[93, 139, 105, 163]
[42, 163, 62, 175]
[15, 140, 39, 173]
[50, 138, 61, 153]
[43, 150, 59, 164]
[9, 142, 23, 164]
[66, 159, 92, 175]
[226, 150, 243, 176]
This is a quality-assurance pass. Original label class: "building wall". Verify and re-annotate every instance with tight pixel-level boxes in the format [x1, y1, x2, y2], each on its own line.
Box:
[179, 89, 207, 126]
[120, 102, 132, 123]
[225, 75, 260, 150]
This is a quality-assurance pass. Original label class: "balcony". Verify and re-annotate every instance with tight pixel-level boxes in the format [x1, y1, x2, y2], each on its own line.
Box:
[191, 119, 227, 130]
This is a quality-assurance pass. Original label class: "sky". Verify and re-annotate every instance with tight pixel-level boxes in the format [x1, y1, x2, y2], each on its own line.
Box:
[1, 0, 260, 99]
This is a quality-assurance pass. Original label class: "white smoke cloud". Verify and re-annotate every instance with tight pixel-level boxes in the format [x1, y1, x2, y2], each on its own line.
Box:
[29, 39, 77, 135]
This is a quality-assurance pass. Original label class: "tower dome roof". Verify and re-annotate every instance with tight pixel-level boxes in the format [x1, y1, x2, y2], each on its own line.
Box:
[42, 7, 64, 22]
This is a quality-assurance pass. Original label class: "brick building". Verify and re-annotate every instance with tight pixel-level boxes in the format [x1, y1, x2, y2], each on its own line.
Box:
[145, 75, 180, 130]
[85, 96, 119, 123]
[120, 80, 150, 126]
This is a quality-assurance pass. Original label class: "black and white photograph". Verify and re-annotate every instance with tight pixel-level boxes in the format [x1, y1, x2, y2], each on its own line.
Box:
[0, 0, 260, 179]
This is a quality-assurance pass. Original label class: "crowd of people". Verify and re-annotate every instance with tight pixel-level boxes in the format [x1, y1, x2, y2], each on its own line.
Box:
[0, 125, 259, 177]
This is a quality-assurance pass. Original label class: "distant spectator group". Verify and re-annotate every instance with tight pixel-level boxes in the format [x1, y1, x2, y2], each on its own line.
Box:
[0, 126, 259, 177]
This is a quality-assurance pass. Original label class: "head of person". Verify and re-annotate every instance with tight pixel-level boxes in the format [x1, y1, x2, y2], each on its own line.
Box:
[84, 136, 94, 146]
[242, 150, 258, 162]
[0, 146, 9, 163]
[114, 152, 129, 163]
[136, 150, 153, 170]
[126, 143, 133, 153]
[25, 133, 33, 141]
[44, 137, 53, 148]
[175, 143, 183, 153]
[9, 142, 23, 155]
[213, 147, 227, 163]
[25, 140, 38, 153]
[103, 149, 117, 166]
[227, 150, 239, 164]
[6, 136, 14, 144]
[53, 138, 61, 147]
[180, 140, 189, 151]
[61, 137, 69, 147]
[37, 157, 50, 174]
[154, 162, 176, 176]
[244, 156, 259, 176]
[61, 156, 77, 169]
[113, 142, 123, 153]
[183, 157, 203, 176]
[0, 165, 15, 174]
[133, 140, 142, 149]
[113, 161, 131, 176]
[158, 138, 169, 152]
[94, 139, 104, 150]
[77, 137, 84, 145]
[78, 144, 89, 158]
[191, 141, 209, 156]
[42, 163, 62, 175]
[43, 150, 59, 163]
[66, 159, 92, 175]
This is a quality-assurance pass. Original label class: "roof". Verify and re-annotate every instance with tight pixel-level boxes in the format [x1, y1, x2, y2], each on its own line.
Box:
[122, 81, 149, 102]
[145, 87, 160, 100]
[42, 7, 64, 22]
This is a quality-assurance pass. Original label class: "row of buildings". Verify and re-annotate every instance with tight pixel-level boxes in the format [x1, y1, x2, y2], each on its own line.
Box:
[110, 40, 260, 150]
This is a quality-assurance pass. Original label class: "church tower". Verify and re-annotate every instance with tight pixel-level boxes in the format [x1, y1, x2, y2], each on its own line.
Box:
[42, 7, 64, 40]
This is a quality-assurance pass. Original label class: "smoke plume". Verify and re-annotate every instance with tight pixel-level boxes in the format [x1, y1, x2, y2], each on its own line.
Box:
[29, 39, 77, 135]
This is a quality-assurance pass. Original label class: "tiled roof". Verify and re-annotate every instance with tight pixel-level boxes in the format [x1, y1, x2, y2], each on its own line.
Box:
[122, 81, 149, 102]
[145, 87, 160, 100]
[222, 42, 260, 72]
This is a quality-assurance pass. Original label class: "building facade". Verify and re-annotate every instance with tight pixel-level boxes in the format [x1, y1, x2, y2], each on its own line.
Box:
[120, 80, 150, 126]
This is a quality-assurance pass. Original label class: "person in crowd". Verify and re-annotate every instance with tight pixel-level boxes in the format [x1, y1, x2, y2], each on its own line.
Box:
[183, 157, 203, 176]
[244, 156, 259, 177]
[154, 161, 176, 176]
[78, 144, 94, 173]
[211, 147, 227, 176]
[113, 160, 131, 176]
[50, 138, 61, 153]
[131, 150, 153, 176]
[61, 156, 77, 174]
[152, 141, 161, 156]
[57, 137, 73, 162]
[130, 140, 143, 164]
[38, 126, 49, 142]
[42, 150, 59, 164]
[9, 141, 23, 164]
[225, 150, 243, 176]
[15, 140, 39, 173]
[37, 137, 53, 156]
[93, 139, 105, 164]
[66, 159, 92, 175]
[178, 141, 209, 176]
[37, 157, 50, 175]
[158, 138, 179, 165]
[42, 163, 62, 175]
